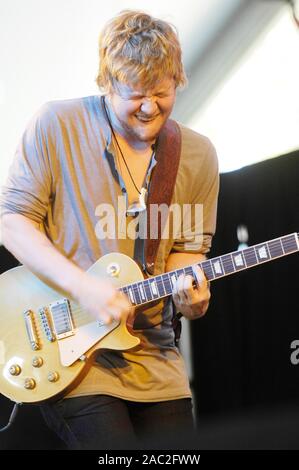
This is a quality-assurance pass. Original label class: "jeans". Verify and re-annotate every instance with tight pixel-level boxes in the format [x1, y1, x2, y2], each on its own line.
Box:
[40, 395, 194, 450]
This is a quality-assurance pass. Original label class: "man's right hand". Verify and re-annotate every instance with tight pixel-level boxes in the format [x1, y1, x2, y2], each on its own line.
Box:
[74, 272, 133, 325]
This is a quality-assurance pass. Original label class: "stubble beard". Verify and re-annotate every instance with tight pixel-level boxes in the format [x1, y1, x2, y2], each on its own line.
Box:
[122, 114, 169, 146]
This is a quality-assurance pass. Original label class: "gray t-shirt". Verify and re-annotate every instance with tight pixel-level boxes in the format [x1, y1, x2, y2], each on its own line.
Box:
[0, 96, 219, 401]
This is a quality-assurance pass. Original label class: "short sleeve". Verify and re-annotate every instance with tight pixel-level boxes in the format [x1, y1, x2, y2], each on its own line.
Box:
[171, 137, 219, 255]
[0, 104, 54, 224]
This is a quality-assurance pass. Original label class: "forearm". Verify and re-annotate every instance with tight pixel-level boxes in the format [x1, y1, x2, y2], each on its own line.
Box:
[1, 213, 85, 300]
[165, 252, 206, 272]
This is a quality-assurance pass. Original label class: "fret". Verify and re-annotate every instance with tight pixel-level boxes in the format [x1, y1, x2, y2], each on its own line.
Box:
[281, 234, 298, 253]
[147, 279, 154, 299]
[121, 286, 128, 297]
[232, 251, 246, 271]
[184, 266, 194, 277]
[127, 287, 136, 305]
[268, 239, 284, 258]
[176, 269, 185, 279]
[220, 256, 226, 275]
[211, 257, 224, 278]
[156, 276, 166, 296]
[150, 279, 159, 297]
[201, 260, 215, 281]
[143, 279, 153, 301]
[243, 247, 258, 267]
[255, 243, 270, 263]
[221, 254, 235, 274]
[132, 284, 141, 305]
[169, 272, 178, 289]
[163, 273, 173, 295]
[138, 282, 146, 301]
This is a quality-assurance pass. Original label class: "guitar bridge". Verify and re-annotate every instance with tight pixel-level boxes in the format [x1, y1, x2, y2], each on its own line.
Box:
[39, 307, 55, 342]
[24, 309, 40, 350]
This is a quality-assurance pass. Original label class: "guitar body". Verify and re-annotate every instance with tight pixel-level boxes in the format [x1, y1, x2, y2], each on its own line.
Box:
[0, 253, 142, 404]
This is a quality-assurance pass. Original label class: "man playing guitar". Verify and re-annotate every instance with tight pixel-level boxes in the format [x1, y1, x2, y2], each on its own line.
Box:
[0, 10, 219, 449]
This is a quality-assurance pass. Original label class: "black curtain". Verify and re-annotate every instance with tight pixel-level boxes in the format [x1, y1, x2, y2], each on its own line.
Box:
[191, 150, 299, 421]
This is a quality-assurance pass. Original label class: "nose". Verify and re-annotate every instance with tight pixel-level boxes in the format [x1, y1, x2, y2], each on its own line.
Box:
[140, 97, 158, 115]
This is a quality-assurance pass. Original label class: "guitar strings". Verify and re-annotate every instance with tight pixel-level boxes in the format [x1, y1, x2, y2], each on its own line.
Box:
[66, 237, 294, 318]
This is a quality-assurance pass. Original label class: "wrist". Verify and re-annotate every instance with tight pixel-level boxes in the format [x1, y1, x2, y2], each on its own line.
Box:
[64, 268, 88, 302]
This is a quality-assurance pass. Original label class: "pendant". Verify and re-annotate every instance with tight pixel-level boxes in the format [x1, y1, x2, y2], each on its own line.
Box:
[126, 187, 147, 216]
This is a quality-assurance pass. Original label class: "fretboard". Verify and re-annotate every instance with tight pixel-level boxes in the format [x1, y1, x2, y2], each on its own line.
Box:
[120, 233, 299, 307]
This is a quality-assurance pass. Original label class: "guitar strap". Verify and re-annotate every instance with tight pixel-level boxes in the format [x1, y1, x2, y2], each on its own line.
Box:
[139, 118, 182, 275]
[133, 119, 182, 344]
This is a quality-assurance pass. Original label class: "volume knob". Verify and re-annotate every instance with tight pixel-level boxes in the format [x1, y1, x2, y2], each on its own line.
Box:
[47, 371, 59, 383]
[9, 364, 21, 376]
[24, 378, 36, 389]
[32, 356, 43, 367]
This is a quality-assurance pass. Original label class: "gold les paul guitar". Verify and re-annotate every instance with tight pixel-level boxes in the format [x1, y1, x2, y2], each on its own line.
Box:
[0, 233, 298, 404]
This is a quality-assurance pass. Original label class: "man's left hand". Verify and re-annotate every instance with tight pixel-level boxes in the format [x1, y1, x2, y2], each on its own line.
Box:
[172, 265, 210, 320]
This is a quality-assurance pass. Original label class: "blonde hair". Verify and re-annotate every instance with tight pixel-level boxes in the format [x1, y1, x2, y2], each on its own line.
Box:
[96, 10, 187, 93]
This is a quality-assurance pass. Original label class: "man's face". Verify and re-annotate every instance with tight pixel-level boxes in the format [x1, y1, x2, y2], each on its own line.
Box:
[107, 78, 176, 148]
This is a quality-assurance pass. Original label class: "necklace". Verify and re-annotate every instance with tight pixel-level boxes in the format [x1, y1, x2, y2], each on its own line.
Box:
[102, 96, 150, 214]
[103, 96, 143, 194]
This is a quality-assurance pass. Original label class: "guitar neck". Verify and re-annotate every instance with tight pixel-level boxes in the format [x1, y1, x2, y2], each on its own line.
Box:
[120, 232, 299, 307]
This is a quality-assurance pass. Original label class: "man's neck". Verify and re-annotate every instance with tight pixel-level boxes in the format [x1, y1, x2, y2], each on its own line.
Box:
[115, 131, 154, 159]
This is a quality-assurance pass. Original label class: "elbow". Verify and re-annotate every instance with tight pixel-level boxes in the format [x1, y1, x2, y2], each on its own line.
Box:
[1, 213, 41, 265]
[1, 214, 14, 250]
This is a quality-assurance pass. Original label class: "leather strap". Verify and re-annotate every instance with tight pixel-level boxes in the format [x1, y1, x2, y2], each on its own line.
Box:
[144, 119, 182, 274]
